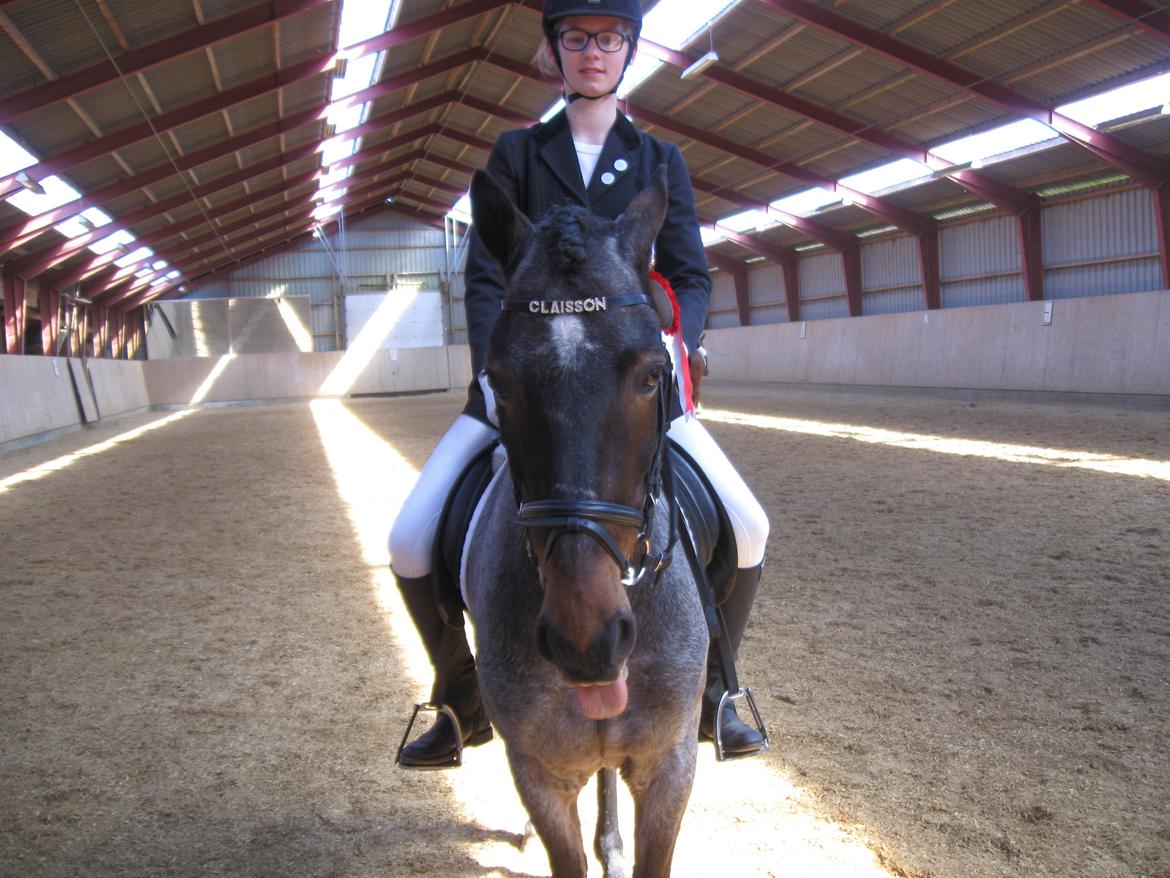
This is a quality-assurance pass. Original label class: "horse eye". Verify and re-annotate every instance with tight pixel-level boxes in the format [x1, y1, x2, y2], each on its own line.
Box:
[640, 367, 663, 393]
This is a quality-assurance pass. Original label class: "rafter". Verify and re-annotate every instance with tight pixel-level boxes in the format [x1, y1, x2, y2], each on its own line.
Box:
[0, 0, 333, 126]
[756, 0, 1170, 189]
[0, 89, 462, 254]
[0, 3, 501, 200]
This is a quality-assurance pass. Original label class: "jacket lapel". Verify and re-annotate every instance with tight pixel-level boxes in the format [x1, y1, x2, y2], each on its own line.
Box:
[537, 113, 588, 205]
[586, 112, 642, 207]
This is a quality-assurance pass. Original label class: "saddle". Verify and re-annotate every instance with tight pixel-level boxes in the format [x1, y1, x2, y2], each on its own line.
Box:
[429, 440, 738, 628]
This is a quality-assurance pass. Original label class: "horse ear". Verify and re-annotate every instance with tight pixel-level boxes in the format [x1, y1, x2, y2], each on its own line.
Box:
[471, 170, 532, 272]
[615, 164, 668, 270]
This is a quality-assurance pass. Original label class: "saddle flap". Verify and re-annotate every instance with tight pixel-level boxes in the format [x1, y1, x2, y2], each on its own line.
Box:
[431, 443, 497, 627]
[668, 442, 737, 604]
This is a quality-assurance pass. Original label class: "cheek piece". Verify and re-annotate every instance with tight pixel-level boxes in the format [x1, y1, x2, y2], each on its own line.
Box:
[551, 37, 638, 104]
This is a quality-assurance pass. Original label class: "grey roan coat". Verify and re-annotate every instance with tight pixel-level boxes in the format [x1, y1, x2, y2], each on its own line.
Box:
[462, 167, 709, 877]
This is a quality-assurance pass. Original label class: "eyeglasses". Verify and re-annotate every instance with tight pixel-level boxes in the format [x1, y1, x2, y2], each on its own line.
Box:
[557, 29, 629, 53]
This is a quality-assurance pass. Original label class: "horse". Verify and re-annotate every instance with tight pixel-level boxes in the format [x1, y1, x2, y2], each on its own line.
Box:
[460, 167, 710, 877]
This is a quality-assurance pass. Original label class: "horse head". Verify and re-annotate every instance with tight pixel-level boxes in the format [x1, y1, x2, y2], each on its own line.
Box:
[471, 167, 676, 719]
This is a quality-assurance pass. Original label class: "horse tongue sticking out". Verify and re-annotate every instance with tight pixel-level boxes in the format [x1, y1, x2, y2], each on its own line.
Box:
[575, 669, 629, 719]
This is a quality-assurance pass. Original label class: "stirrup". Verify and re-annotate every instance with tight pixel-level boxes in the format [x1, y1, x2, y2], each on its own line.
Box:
[714, 687, 770, 762]
[395, 702, 466, 769]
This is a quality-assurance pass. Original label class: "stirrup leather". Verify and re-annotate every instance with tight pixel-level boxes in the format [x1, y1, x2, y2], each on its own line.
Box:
[395, 702, 466, 769]
[713, 686, 770, 762]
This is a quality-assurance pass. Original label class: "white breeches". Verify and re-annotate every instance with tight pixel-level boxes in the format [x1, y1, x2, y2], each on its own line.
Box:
[667, 413, 769, 568]
[388, 414, 498, 579]
[388, 413, 769, 578]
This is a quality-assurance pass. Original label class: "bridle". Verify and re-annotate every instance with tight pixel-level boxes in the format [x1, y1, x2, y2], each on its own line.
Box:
[498, 291, 679, 588]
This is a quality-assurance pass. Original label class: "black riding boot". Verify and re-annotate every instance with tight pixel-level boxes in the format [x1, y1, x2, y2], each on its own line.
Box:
[700, 563, 767, 758]
[395, 575, 492, 769]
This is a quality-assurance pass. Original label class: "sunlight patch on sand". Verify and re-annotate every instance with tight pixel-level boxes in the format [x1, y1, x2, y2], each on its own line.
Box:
[0, 409, 194, 495]
[308, 397, 898, 876]
[701, 408, 1170, 481]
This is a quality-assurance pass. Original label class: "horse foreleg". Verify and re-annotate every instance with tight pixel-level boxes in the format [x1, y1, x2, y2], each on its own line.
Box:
[626, 740, 698, 878]
[594, 767, 629, 878]
[508, 751, 590, 877]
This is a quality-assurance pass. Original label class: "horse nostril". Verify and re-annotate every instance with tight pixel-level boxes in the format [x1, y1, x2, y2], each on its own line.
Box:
[612, 611, 637, 661]
[535, 617, 555, 663]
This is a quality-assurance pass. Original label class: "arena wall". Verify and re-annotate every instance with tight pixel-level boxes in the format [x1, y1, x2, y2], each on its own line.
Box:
[3, 292, 1166, 448]
[704, 290, 1169, 401]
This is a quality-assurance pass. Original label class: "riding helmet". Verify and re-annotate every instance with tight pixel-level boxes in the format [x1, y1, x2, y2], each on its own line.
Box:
[541, 0, 644, 40]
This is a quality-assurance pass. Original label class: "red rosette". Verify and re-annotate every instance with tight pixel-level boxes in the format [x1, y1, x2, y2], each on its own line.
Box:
[648, 269, 681, 337]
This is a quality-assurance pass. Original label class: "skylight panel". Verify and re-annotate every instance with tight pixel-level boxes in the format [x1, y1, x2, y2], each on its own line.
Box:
[1058, 72, 1170, 127]
[770, 188, 839, 216]
[839, 158, 932, 194]
[165, 270, 181, 280]
[718, 209, 778, 233]
[699, 226, 726, 248]
[151, 259, 168, 271]
[89, 228, 136, 255]
[115, 245, 153, 268]
[0, 131, 37, 177]
[643, 0, 740, 51]
[5, 174, 81, 215]
[54, 206, 113, 239]
[932, 118, 1057, 167]
[447, 193, 472, 225]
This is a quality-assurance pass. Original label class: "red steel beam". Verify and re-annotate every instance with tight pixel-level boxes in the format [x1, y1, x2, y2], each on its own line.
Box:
[0, 26, 489, 200]
[58, 170, 322, 288]
[0, 0, 335, 126]
[9, 142, 325, 279]
[1156, 183, 1170, 288]
[782, 260, 801, 323]
[705, 251, 752, 326]
[757, 0, 1170, 189]
[0, 50, 338, 202]
[3, 274, 27, 354]
[0, 89, 462, 256]
[642, 37, 1037, 216]
[39, 285, 59, 356]
[486, 53, 934, 236]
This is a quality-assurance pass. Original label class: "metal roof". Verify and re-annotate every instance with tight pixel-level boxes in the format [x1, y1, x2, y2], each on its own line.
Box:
[0, 0, 1168, 311]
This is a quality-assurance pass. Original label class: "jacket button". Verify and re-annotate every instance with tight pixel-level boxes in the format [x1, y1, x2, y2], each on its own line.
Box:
[601, 172, 616, 185]
[614, 158, 629, 172]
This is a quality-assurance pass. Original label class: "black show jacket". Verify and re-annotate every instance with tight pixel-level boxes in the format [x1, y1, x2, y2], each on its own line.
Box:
[462, 108, 712, 424]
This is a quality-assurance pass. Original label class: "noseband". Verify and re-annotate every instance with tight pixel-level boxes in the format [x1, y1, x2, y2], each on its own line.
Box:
[500, 291, 677, 588]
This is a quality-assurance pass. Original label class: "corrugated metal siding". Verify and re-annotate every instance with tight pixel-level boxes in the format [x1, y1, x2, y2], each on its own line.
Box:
[745, 263, 789, 325]
[799, 251, 844, 302]
[801, 294, 849, 321]
[940, 215, 1025, 308]
[1044, 188, 1158, 264]
[707, 271, 739, 329]
[799, 252, 847, 320]
[861, 235, 924, 315]
[183, 212, 447, 352]
[1046, 258, 1162, 301]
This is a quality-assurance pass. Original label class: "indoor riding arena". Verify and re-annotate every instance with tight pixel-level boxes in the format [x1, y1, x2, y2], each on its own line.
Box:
[1, 2, 1168, 877]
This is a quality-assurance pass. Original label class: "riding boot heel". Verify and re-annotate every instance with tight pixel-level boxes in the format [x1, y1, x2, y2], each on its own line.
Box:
[700, 563, 769, 759]
[394, 574, 492, 770]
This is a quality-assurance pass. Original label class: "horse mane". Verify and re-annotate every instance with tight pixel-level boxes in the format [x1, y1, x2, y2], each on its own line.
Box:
[541, 204, 597, 275]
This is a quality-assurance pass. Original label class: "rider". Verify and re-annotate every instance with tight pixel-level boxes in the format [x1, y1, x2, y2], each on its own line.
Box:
[389, 0, 770, 768]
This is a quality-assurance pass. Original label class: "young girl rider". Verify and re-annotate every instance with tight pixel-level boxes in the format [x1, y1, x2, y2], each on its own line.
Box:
[390, 0, 770, 769]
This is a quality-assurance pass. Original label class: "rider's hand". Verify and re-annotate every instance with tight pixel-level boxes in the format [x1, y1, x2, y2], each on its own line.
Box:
[688, 345, 708, 408]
